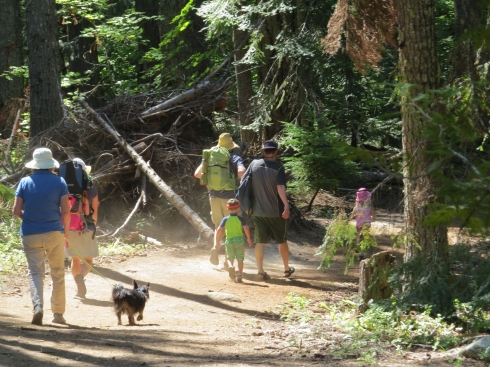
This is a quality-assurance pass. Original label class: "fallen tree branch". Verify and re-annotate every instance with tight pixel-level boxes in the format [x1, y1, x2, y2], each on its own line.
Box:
[81, 99, 215, 243]
[111, 191, 144, 237]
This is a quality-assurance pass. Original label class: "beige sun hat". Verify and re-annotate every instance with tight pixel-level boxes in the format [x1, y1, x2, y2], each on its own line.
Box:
[25, 148, 60, 169]
[218, 133, 239, 150]
[73, 158, 92, 175]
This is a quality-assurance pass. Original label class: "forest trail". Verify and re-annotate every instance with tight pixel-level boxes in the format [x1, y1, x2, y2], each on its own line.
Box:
[0, 214, 484, 367]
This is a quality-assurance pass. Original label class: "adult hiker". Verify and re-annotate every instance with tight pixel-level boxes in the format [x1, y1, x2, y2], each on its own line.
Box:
[12, 147, 70, 325]
[243, 140, 294, 281]
[64, 158, 99, 298]
[194, 133, 245, 269]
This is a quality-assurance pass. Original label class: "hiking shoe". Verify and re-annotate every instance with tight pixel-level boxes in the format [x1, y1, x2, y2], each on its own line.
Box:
[358, 252, 367, 261]
[228, 267, 236, 281]
[209, 248, 219, 265]
[31, 305, 43, 325]
[236, 274, 243, 283]
[52, 313, 66, 324]
[75, 274, 87, 298]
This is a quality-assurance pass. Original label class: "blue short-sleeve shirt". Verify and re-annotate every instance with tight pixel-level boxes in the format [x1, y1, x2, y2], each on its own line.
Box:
[15, 170, 69, 236]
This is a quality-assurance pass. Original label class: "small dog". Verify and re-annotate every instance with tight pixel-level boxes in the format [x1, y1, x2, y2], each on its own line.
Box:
[112, 280, 150, 326]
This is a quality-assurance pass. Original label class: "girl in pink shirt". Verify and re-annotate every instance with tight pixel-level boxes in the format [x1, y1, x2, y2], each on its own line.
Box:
[351, 188, 375, 244]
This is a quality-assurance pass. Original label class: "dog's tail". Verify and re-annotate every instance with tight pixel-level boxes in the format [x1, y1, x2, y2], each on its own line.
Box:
[112, 284, 125, 301]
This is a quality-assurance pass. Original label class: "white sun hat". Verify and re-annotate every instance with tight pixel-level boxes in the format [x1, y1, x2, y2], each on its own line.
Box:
[72, 158, 92, 175]
[25, 148, 60, 169]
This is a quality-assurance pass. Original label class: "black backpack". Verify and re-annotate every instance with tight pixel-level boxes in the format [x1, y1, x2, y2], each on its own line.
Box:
[58, 160, 92, 196]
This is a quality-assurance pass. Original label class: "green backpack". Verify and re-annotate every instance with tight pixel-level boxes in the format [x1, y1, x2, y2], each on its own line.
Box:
[200, 146, 237, 191]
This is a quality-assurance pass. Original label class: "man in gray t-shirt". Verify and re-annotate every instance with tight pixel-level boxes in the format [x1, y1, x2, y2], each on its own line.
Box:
[244, 140, 295, 280]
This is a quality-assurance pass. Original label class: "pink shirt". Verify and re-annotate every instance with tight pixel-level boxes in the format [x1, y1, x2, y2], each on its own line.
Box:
[355, 205, 372, 227]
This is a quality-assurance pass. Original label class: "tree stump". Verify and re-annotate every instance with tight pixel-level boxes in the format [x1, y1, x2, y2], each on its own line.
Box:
[358, 251, 396, 313]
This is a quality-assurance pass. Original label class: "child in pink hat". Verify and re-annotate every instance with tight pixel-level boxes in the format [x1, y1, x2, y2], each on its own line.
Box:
[349, 188, 375, 255]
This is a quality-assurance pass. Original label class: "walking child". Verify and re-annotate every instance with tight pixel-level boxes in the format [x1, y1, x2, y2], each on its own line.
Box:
[212, 199, 253, 283]
[349, 188, 375, 256]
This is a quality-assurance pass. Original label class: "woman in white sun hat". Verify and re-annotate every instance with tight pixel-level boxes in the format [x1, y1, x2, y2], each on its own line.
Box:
[12, 147, 70, 325]
[65, 158, 99, 298]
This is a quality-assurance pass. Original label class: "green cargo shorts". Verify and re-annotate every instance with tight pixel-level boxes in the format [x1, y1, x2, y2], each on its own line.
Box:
[252, 216, 287, 244]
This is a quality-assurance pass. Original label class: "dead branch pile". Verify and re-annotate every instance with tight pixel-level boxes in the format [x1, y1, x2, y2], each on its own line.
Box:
[8, 82, 231, 242]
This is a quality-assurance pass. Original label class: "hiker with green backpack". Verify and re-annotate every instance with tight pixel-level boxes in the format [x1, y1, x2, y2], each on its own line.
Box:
[194, 133, 246, 269]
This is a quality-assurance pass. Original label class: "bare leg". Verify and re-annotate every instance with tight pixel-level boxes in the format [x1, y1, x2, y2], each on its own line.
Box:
[255, 243, 266, 274]
[71, 257, 81, 278]
[278, 242, 290, 271]
[80, 258, 93, 277]
[237, 260, 244, 274]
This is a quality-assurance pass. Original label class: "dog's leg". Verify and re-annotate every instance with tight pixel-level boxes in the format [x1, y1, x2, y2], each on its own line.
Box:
[116, 312, 122, 326]
[128, 314, 136, 325]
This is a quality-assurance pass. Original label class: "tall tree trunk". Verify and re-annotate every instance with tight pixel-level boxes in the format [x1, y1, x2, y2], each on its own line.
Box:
[25, 0, 64, 137]
[159, 0, 209, 88]
[66, 16, 102, 107]
[0, 0, 24, 110]
[135, 0, 161, 82]
[397, 0, 448, 261]
[233, 27, 254, 144]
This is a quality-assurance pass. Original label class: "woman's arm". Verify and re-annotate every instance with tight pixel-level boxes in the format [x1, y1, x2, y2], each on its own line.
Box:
[12, 196, 24, 219]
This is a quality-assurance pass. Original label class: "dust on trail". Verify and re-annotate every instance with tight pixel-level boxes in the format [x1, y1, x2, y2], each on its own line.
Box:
[0, 218, 484, 367]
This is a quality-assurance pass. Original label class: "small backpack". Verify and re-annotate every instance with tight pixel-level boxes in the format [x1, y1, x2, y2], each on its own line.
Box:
[68, 194, 89, 232]
[200, 146, 237, 191]
[58, 159, 92, 196]
[236, 168, 253, 214]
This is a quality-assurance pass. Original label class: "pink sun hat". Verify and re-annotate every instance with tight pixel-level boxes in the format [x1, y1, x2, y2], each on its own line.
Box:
[356, 188, 371, 202]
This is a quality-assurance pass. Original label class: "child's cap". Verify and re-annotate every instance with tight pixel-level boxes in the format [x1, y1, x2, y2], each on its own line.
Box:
[227, 202, 241, 210]
[356, 188, 371, 202]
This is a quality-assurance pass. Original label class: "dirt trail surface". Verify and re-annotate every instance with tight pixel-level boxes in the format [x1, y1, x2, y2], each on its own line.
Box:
[0, 214, 485, 367]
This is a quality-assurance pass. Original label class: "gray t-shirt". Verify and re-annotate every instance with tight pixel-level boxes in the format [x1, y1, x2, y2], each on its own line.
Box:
[246, 158, 286, 217]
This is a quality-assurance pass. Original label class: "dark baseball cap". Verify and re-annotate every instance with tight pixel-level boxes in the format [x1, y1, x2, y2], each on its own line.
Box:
[261, 140, 278, 150]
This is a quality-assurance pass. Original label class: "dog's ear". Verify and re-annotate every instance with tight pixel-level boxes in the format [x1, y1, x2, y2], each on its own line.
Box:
[133, 279, 138, 289]
[147, 282, 150, 288]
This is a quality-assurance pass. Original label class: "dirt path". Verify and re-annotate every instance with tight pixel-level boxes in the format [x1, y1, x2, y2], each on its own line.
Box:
[0, 219, 484, 366]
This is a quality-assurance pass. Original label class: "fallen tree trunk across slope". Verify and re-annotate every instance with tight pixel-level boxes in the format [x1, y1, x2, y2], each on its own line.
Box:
[80, 99, 215, 244]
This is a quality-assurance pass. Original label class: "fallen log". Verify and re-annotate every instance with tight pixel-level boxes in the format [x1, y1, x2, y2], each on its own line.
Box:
[81, 99, 215, 244]
[140, 81, 213, 117]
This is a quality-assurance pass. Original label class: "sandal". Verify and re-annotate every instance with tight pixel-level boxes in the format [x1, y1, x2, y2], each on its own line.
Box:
[283, 267, 295, 278]
[256, 272, 270, 281]
[209, 248, 219, 265]
[236, 274, 243, 283]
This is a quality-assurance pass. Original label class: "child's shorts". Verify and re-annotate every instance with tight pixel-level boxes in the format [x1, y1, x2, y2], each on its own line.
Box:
[225, 236, 245, 261]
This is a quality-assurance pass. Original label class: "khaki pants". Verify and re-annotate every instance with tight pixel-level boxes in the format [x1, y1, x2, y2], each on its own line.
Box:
[209, 196, 242, 228]
[22, 231, 66, 314]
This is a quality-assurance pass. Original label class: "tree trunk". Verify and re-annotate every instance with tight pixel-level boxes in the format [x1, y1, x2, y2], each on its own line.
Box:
[135, 0, 161, 81]
[25, 0, 64, 137]
[397, 0, 448, 261]
[159, 0, 209, 88]
[81, 100, 215, 244]
[358, 251, 396, 313]
[233, 26, 254, 144]
[0, 0, 24, 110]
[65, 16, 102, 107]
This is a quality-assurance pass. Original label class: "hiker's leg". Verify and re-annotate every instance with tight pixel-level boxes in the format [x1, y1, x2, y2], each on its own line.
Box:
[237, 260, 244, 274]
[22, 233, 46, 309]
[80, 257, 93, 277]
[44, 231, 66, 315]
[278, 242, 290, 271]
[71, 257, 81, 278]
[254, 243, 266, 274]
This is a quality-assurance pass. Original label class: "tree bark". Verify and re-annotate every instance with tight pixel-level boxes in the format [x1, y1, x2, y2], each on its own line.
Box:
[358, 251, 396, 313]
[135, 0, 161, 81]
[0, 0, 24, 110]
[233, 26, 254, 144]
[25, 0, 64, 137]
[65, 16, 102, 107]
[397, 0, 448, 261]
[81, 100, 215, 243]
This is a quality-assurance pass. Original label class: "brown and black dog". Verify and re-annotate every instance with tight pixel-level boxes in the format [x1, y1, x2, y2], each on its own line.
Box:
[111, 280, 150, 326]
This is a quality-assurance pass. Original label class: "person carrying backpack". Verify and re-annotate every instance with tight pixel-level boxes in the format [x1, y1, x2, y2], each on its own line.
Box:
[62, 158, 99, 298]
[194, 133, 245, 269]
